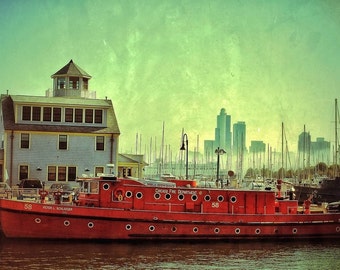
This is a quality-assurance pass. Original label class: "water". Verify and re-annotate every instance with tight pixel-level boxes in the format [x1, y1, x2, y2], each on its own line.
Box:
[0, 237, 339, 269]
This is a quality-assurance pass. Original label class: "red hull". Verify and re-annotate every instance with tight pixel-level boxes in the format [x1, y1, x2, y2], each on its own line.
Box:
[1, 199, 339, 240]
[1, 176, 339, 240]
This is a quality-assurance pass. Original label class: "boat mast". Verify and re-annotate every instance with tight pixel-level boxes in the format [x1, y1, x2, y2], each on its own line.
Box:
[281, 122, 284, 179]
[335, 98, 338, 176]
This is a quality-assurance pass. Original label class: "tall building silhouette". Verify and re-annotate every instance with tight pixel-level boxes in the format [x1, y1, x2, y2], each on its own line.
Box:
[233, 121, 246, 155]
[215, 108, 232, 152]
[204, 108, 232, 161]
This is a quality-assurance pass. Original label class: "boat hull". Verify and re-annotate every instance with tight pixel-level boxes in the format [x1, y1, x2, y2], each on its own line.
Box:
[294, 177, 340, 204]
[1, 199, 339, 240]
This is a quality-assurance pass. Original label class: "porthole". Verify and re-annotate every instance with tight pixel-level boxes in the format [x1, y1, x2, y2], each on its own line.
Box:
[204, 194, 211, 201]
[217, 195, 224, 202]
[230, 196, 237, 203]
[165, 193, 171, 200]
[193, 227, 199, 233]
[191, 194, 198, 201]
[292, 228, 298, 234]
[35, 218, 41, 224]
[103, 183, 110, 190]
[214, 228, 220, 234]
[274, 228, 279, 234]
[64, 220, 70, 227]
[125, 191, 132, 198]
[172, 226, 177, 232]
[235, 228, 241, 234]
[154, 192, 161, 200]
[178, 194, 184, 201]
[88, 222, 94, 229]
[149, 225, 155, 232]
[255, 228, 261, 234]
[136, 192, 143, 199]
[336, 227, 340, 233]
[126, 224, 132, 231]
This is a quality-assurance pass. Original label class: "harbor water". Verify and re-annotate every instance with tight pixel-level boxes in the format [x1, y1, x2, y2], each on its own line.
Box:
[0, 237, 339, 269]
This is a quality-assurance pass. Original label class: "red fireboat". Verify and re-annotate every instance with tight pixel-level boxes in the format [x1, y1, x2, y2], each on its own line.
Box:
[0, 175, 339, 240]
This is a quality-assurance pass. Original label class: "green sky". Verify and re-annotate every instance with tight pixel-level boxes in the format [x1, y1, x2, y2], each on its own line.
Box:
[1, 0, 339, 157]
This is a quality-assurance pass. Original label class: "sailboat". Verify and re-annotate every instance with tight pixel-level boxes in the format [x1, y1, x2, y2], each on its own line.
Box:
[293, 99, 340, 204]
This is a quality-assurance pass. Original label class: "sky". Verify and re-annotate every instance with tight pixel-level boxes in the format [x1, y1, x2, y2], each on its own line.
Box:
[1, 0, 339, 159]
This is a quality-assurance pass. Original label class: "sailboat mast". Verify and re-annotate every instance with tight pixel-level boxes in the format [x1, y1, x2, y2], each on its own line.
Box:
[281, 122, 284, 179]
[335, 98, 338, 176]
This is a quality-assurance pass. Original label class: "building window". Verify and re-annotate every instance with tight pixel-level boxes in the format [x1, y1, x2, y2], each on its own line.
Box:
[59, 135, 68, 150]
[58, 166, 66, 181]
[83, 78, 88, 90]
[22, 106, 31, 121]
[32, 107, 41, 121]
[48, 166, 56, 181]
[57, 77, 65, 89]
[65, 108, 73, 122]
[20, 133, 30, 149]
[75, 108, 83, 123]
[85, 109, 93, 123]
[96, 136, 104, 151]
[53, 108, 61, 122]
[43, 107, 52, 121]
[95, 166, 104, 176]
[95, 110, 103, 124]
[19, 165, 28, 180]
[69, 77, 79, 89]
[68, 167, 77, 181]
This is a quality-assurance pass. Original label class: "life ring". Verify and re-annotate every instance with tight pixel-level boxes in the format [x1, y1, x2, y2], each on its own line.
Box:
[114, 188, 125, 200]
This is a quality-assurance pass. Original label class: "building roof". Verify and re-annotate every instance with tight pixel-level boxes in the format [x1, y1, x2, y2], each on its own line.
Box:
[118, 154, 148, 166]
[1, 95, 120, 134]
[51, 60, 92, 79]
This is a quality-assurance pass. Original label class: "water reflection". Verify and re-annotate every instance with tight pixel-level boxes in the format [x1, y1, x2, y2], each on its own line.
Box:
[0, 237, 339, 270]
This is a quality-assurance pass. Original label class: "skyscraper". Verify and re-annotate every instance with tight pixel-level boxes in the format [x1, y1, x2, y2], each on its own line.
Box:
[233, 121, 246, 155]
[214, 108, 232, 153]
[204, 108, 232, 161]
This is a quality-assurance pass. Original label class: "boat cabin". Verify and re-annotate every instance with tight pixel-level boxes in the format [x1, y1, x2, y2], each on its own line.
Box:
[75, 175, 299, 215]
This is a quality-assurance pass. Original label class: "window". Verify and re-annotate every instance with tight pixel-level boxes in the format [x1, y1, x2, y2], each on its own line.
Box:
[57, 77, 65, 89]
[20, 133, 29, 149]
[68, 167, 77, 181]
[83, 78, 88, 90]
[32, 107, 41, 121]
[65, 108, 73, 122]
[22, 106, 31, 121]
[75, 109, 83, 123]
[43, 107, 52, 121]
[96, 136, 104, 151]
[53, 108, 61, 122]
[59, 135, 68, 150]
[58, 166, 66, 181]
[48, 166, 56, 181]
[95, 167, 104, 176]
[19, 165, 28, 180]
[95, 110, 103, 123]
[69, 77, 79, 89]
[85, 109, 93, 123]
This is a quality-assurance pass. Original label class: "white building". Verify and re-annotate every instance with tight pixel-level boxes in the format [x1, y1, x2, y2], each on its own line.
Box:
[0, 60, 120, 186]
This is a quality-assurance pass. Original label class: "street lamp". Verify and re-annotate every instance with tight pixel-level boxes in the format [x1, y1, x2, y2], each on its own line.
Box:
[215, 147, 226, 188]
[180, 133, 189, 179]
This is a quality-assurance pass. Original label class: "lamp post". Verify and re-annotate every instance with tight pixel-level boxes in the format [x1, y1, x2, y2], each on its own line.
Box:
[215, 147, 226, 188]
[180, 133, 189, 180]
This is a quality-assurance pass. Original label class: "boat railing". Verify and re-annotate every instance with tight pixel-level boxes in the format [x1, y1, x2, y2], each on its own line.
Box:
[9, 187, 41, 201]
